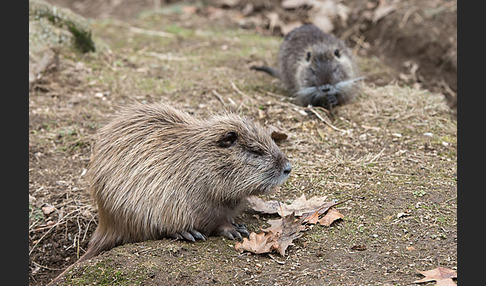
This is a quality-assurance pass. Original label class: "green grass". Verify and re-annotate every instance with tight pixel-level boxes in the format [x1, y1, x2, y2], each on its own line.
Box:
[62, 259, 150, 285]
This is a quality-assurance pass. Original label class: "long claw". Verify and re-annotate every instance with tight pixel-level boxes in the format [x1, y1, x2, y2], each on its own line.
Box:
[238, 228, 250, 237]
[233, 230, 243, 241]
[180, 231, 196, 242]
[190, 230, 207, 241]
[225, 231, 235, 240]
[232, 223, 250, 237]
[232, 223, 246, 229]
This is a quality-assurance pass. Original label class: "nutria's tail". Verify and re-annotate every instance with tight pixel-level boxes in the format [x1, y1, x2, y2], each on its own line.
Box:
[250, 65, 280, 78]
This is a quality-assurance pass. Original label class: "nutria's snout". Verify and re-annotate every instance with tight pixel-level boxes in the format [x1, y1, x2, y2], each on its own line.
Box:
[320, 84, 331, 92]
[282, 161, 292, 176]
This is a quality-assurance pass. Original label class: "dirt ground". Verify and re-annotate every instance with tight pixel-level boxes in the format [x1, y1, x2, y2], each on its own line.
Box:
[29, 0, 457, 285]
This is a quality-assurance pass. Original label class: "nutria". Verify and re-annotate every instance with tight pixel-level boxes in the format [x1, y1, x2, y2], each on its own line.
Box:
[251, 24, 363, 109]
[48, 101, 291, 285]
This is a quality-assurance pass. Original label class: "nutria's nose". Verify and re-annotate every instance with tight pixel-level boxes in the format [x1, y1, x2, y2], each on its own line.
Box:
[282, 162, 292, 175]
[320, 84, 331, 92]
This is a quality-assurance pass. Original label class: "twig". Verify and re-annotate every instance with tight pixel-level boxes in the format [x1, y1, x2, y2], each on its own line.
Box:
[301, 197, 355, 220]
[145, 52, 188, 61]
[369, 147, 386, 163]
[211, 90, 226, 106]
[443, 196, 457, 205]
[31, 260, 63, 271]
[306, 106, 347, 133]
[230, 81, 247, 98]
[268, 253, 286, 265]
[129, 26, 174, 38]
[262, 90, 288, 101]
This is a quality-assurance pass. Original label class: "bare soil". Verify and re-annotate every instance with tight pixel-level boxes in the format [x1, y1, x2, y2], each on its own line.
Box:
[29, 1, 457, 285]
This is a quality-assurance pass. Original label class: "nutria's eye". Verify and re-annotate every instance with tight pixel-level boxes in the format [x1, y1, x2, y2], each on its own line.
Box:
[306, 51, 311, 62]
[218, 131, 238, 148]
[334, 49, 341, 58]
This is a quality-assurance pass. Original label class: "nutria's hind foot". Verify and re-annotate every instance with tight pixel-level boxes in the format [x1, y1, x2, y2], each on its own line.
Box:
[220, 223, 250, 241]
[171, 230, 208, 242]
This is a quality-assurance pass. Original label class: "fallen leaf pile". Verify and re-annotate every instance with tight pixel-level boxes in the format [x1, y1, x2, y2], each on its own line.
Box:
[235, 213, 305, 256]
[236, 195, 348, 256]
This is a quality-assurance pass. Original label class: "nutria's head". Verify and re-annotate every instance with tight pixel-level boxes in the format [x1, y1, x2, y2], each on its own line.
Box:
[197, 114, 291, 200]
[295, 37, 361, 107]
[300, 39, 356, 87]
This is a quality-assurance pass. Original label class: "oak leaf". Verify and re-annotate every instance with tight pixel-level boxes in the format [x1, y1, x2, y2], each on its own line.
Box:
[301, 201, 341, 223]
[247, 194, 329, 217]
[246, 196, 281, 215]
[318, 208, 344, 226]
[274, 213, 305, 256]
[413, 267, 457, 286]
[234, 231, 276, 254]
[237, 213, 306, 256]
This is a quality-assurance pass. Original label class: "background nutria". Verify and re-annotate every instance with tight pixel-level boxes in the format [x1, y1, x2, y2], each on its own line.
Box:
[48, 101, 292, 284]
[251, 24, 363, 109]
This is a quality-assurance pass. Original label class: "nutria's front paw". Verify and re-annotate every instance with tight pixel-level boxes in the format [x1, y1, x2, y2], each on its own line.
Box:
[172, 229, 207, 242]
[327, 94, 338, 107]
[220, 223, 249, 241]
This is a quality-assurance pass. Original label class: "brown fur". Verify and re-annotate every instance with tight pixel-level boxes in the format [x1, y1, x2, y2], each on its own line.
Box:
[48, 102, 291, 284]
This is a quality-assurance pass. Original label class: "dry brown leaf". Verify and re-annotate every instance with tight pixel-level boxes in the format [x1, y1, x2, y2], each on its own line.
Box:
[263, 213, 305, 235]
[413, 267, 457, 285]
[301, 201, 340, 221]
[239, 213, 305, 256]
[248, 195, 349, 219]
[301, 210, 320, 224]
[234, 231, 276, 254]
[311, 12, 334, 33]
[279, 194, 329, 217]
[318, 208, 344, 226]
[246, 196, 281, 215]
[248, 194, 329, 217]
[261, 218, 283, 234]
[274, 213, 305, 255]
[308, 0, 350, 33]
[280, 21, 303, 35]
[41, 205, 56, 215]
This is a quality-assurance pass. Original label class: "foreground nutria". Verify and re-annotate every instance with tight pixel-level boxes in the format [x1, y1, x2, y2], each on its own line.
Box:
[48, 101, 291, 285]
[251, 24, 363, 109]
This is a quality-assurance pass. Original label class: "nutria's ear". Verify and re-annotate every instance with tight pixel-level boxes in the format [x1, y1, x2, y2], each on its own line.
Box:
[306, 51, 311, 62]
[266, 125, 288, 142]
[218, 131, 238, 148]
